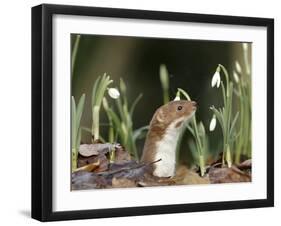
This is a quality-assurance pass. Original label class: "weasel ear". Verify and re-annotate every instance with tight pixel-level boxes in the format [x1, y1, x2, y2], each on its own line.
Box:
[156, 109, 165, 123]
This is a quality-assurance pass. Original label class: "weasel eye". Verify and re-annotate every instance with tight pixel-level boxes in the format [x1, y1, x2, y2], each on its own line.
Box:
[177, 106, 183, 111]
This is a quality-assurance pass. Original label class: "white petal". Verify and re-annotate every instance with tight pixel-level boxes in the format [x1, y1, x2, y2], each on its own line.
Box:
[216, 74, 221, 88]
[209, 116, 217, 131]
[108, 88, 120, 99]
[235, 61, 242, 74]
[233, 71, 240, 83]
[211, 71, 220, 87]
[174, 96, 180, 101]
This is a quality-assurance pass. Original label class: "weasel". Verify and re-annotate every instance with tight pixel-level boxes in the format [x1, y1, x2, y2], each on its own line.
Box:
[141, 100, 197, 178]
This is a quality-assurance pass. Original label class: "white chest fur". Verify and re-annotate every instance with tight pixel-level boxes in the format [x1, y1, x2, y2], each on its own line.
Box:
[153, 117, 185, 177]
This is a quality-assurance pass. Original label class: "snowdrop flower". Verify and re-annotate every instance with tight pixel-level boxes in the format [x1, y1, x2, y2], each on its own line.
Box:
[108, 88, 120, 99]
[235, 61, 242, 74]
[209, 115, 217, 131]
[211, 67, 221, 88]
[233, 71, 240, 83]
[174, 91, 180, 101]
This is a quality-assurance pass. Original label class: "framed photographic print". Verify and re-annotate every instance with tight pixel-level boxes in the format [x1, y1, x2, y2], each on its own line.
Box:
[31, 4, 274, 221]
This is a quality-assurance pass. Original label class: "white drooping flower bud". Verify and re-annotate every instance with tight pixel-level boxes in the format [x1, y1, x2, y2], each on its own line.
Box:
[235, 60, 242, 74]
[209, 115, 217, 131]
[211, 68, 221, 88]
[233, 71, 240, 83]
[108, 88, 120, 99]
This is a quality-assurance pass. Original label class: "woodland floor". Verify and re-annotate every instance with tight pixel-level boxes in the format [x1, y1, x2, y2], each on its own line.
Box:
[72, 143, 251, 190]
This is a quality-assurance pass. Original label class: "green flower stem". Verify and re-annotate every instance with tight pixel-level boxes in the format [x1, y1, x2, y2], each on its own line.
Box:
[71, 94, 85, 172]
[243, 84, 251, 157]
[71, 34, 81, 76]
[210, 65, 239, 168]
[221, 65, 234, 167]
[198, 155, 205, 176]
[116, 98, 126, 123]
[234, 71, 252, 163]
[103, 83, 139, 160]
[108, 120, 114, 143]
[219, 64, 230, 97]
[235, 85, 244, 164]
[72, 148, 78, 171]
[243, 44, 251, 75]
[102, 97, 115, 144]
[226, 145, 232, 167]
[177, 88, 205, 176]
[91, 74, 112, 143]
[178, 88, 203, 154]
[163, 91, 169, 105]
[92, 106, 100, 142]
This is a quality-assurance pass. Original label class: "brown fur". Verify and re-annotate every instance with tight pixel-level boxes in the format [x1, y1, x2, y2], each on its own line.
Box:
[141, 100, 197, 171]
[175, 120, 184, 128]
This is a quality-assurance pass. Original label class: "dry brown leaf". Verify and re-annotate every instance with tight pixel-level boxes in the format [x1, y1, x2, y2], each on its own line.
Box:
[79, 143, 114, 157]
[105, 160, 153, 180]
[112, 177, 136, 188]
[72, 160, 155, 189]
[78, 154, 109, 172]
[137, 176, 175, 187]
[209, 165, 251, 183]
[93, 155, 108, 172]
[114, 145, 131, 162]
[71, 171, 110, 190]
[74, 160, 100, 172]
[237, 159, 252, 170]
[174, 165, 210, 185]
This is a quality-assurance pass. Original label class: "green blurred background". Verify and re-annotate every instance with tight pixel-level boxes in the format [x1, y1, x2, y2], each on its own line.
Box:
[71, 34, 251, 165]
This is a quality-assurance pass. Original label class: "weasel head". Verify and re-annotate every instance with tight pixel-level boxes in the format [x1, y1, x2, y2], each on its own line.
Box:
[151, 100, 197, 131]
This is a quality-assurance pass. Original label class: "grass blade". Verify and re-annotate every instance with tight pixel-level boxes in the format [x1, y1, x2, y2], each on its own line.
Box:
[76, 94, 85, 130]
[133, 125, 149, 141]
[91, 75, 101, 107]
[230, 111, 239, 138]
[129, 93, 143, 117]
[71, 96, 77, 149]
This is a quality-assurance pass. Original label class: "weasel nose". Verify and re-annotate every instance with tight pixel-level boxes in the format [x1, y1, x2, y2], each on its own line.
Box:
[191, 101, 197, 107]
[191, 101, 197, 110]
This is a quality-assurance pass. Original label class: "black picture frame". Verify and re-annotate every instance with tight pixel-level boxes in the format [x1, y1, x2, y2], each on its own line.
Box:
[31, 3, 274, 222]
